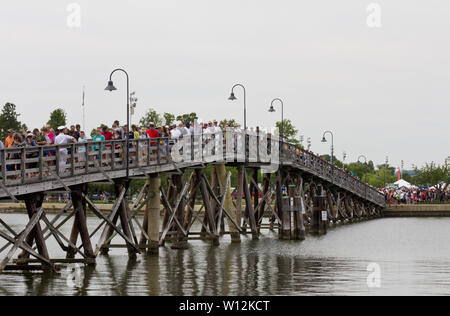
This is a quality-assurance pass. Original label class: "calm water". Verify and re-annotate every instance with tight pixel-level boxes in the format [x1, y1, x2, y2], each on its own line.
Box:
[1, 214, 450, 296]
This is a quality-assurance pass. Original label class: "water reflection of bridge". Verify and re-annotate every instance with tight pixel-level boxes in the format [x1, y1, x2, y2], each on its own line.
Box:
[0, 134, 384, 273]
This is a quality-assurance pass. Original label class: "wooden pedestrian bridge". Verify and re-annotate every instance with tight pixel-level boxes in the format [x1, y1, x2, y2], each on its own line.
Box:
[0, 132, 385, 272]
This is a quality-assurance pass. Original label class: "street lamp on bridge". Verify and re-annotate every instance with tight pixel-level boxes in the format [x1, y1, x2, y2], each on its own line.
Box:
[357, 155, 367, 164]
[321, 131, 334, 165]
[357, 154, 368, 182]
[268, 98, 284, 141]
[228, 84, 247, 130]
[358, 155, 368, 196]
[105, 68, 130, 179]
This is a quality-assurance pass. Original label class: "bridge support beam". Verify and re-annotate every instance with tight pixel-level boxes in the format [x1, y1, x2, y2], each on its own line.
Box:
[146, 175, 161, 254]
[311, 188, 327, 235]
[242, 168, 259, 240]
[292, 174, 306, 240]
[171, 173, 189, 250]
[67, 185, 95, 261]
[24, 194, 51, 268]
[216, 164, 240, 243]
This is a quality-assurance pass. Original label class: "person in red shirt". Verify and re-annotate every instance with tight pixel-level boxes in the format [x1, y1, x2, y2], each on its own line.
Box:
[101, 126, 113, 141]
[146, 123, 160, 144]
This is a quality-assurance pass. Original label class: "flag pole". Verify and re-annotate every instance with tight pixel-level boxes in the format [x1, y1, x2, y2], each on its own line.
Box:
[82, 86, 86, 131]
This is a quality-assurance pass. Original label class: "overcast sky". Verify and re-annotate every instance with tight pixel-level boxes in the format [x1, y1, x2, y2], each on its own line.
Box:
[0, 1, 448, 168]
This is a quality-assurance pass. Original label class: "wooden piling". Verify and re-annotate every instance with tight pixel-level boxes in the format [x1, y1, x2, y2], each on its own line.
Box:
[114, 179, 138, 258]
[311, 188, 327, 235]
[292, 175, 306, 240]
[24, 194, 51, 270]
[146, 175, 161, 254]
[216, 164, 240, 243]
[171, 174, 189, 249]
[242, 168, 258, 240]
[280, 173, 291, 240]
[68, 185, 95, 261]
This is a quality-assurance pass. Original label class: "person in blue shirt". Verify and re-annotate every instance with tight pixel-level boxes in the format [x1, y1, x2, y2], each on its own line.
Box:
[93, 129, 105, 150]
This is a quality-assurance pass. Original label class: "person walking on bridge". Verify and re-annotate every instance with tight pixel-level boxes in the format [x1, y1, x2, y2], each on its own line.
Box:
[55, 126, 77, 174]
[5, 129, 14, 148]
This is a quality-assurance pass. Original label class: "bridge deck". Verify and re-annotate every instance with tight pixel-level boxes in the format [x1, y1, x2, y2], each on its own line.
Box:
[0, 134, 385, 207]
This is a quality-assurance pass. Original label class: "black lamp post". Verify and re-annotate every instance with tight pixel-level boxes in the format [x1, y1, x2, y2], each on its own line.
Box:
[105, 68, 130, 179]
[358, 155, 368, 196]
[228, 84, 247, 130]
[268, 98, 285, 165]
[358, 154, 368, 182]
[384, 156, 389, 188]
[268, 98, 284, 141]
[321, 131, 334, 165]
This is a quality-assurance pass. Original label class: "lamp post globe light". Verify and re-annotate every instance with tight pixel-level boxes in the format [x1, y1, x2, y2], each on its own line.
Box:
[105, 68, 130, 179]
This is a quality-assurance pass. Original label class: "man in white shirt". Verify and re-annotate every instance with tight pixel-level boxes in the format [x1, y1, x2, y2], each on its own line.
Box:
[55, 126, 77, 174]
[179, 121, 190, 136]
[213, 120, 222, 134]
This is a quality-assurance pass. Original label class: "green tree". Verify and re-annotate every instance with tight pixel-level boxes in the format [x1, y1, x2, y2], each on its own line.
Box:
[219, 119, 237, 128]
[139, 108, 162, 128]
[376, 164, 396, 176]
[0, 102, 27, 140]
[176, 112, 198, 124]
[163, 112, 175, 126]
[346, 162, 372, 179]
[412, 163, 449, 199]
[47, 108, 67, 130]
[276, 119, 299, 144]
[365, 169, 397, 188]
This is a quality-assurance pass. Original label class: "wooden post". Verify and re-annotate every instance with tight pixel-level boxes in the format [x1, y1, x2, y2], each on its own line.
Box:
[160, 178, 175, 246]
[184, 172, 197, 230]
[146, 175, 161, 254]
[24, 194, 51, 269]
[18, 193, 45, 259]
[242, 168, 258, 240]
[114, 179, 138, 258]
[252, 168, 259, 222]
[236, 166, 244, 232]
[293, 175, 306, 240]
[275, 171, 283, 237]
[311, 187, 327, 235]
[280, 172, 291, 240]
[216, 164, 240, 243]
[198, 169, 219, 246]
[171, 174, 188, 249]
[68, 185, 95, 261]
[259, 173, 270, 225]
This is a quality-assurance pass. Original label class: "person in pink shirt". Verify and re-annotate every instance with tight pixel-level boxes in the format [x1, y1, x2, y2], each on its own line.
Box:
[46, 125, 55, 144]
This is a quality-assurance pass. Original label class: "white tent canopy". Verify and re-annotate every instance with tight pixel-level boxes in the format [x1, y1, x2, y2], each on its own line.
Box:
[394, 179, 414, 189]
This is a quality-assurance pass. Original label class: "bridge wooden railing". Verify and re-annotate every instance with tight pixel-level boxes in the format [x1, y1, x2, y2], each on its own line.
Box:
[280, 142, 385, 206]
[0, 133, 385, 206]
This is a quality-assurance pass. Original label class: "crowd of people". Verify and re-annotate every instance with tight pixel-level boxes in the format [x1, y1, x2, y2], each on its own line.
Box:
[381, 187, 449, 204]
[0, 120, 447, 206]
[0, 119, 247, 177]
